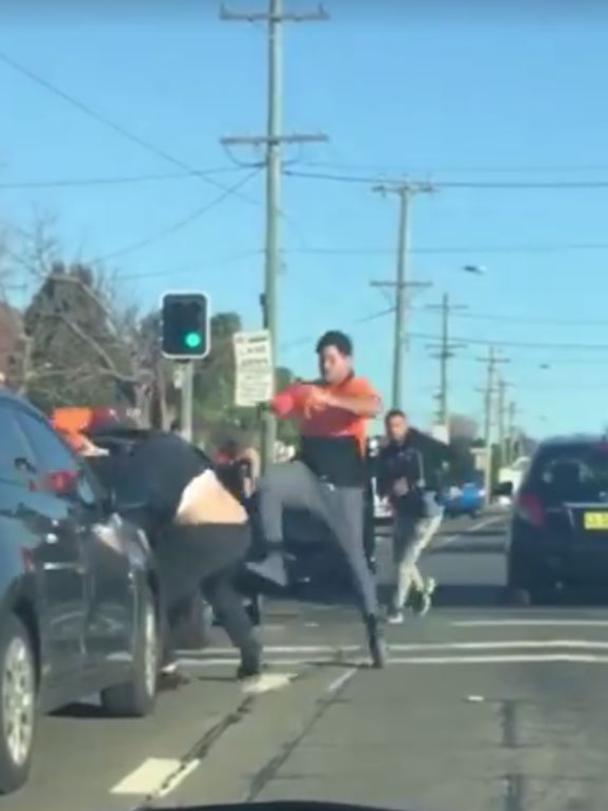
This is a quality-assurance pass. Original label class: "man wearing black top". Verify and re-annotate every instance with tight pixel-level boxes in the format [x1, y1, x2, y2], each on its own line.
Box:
[377, 410, 446, 622]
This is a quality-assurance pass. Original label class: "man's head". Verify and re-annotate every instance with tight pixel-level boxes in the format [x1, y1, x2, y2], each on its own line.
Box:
[385, 409, 409, 442]
[315, 330, 353, 384]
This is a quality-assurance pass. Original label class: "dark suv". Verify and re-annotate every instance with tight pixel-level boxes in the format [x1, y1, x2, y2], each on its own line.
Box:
[507, 435, 608, 602]
[0, 392, 160, 793]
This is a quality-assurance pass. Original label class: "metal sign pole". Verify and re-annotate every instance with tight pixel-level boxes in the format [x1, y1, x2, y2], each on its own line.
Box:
[179, 362, 194, 443]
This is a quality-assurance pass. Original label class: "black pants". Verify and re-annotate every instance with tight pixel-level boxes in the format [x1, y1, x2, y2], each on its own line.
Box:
[155, 522, 256, 661]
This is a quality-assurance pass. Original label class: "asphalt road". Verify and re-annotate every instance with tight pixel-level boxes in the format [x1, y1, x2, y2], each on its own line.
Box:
[8, 510, 608, 811]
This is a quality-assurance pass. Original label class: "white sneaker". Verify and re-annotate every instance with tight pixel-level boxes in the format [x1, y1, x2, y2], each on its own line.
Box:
[387, 610, 404, 625]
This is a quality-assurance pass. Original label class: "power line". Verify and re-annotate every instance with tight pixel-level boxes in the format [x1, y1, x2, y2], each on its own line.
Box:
[89, 168, 262, 265]
[300, 158, 608, 175]
[283, 242, 608, 256]
[0, 50, 261, 209]
[414, 308, 608, 328]
[409, 330, 608, 352]
[285, 168, 608, 190]
[0, 166, 247, 190]
[116, 249, 262, 282]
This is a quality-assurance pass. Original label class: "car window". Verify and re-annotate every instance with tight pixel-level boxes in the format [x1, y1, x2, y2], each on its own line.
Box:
[17, 410, 100, 506]
[534, 446, 608, 500]
[0, 403, 35, 485]
[17, 410, 79, 476]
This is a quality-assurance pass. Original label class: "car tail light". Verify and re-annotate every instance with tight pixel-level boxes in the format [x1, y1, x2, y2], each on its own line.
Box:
[42, 470, 78, 496]
[515, 491, 544, 528]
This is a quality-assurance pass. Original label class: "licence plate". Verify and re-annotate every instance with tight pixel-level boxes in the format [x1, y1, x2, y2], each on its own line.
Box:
[584, 511, 608, 530]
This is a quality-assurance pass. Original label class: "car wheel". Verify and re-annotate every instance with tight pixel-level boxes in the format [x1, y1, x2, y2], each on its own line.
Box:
[0, 616, 37, 794]
[101, 586, 158, 717]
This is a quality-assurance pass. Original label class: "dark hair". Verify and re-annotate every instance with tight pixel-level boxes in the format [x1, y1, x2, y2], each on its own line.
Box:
[315, 330, 353, 357]
[385, 409, 407, 423]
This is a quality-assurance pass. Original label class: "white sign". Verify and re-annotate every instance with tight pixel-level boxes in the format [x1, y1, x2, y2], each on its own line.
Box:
[233, 330, 273, 408]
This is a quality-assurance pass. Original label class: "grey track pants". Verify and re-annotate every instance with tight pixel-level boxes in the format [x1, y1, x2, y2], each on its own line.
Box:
[392, 511, 443, 610]
[258, 461, 378, 617]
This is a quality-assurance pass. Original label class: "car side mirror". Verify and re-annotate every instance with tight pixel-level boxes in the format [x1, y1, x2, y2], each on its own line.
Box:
[493, 480, 513, 497]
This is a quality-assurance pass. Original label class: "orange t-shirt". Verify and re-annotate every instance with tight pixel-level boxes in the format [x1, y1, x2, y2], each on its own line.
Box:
[272, 376, 378, 456]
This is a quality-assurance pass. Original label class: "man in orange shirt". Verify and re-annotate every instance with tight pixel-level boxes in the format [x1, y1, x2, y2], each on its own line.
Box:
[254, 330, 387, 668]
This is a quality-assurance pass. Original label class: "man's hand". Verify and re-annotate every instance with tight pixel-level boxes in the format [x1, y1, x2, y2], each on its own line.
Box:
[393, 478, 409, 497]
[303, 386, 334, 416]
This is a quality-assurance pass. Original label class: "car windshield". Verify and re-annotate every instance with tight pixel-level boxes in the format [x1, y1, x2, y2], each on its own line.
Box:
[3, 2, 608, 811]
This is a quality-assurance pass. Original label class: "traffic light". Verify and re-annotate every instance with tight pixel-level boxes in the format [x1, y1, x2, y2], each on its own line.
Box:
[161, 292, 210, 359]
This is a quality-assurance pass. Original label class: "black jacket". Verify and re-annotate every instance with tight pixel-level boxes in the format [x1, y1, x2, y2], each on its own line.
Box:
[377, 428, 451, 502]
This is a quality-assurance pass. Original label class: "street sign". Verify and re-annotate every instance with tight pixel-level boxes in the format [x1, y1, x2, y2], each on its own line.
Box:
[233, 330, 273, 407]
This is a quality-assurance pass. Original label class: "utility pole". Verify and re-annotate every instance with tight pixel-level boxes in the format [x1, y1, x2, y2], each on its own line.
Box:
[497, 376, 509, 464]
[478, 347, 508, 506]
[221, 1, 328, 470]
[426, 293, 467, 426]
[507, 400, 517, 464]
[371, 181, 434, 409]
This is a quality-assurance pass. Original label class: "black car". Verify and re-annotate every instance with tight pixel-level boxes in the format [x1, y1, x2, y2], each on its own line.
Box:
[0, 392, 160, 793]
[506, 435, 608, 602]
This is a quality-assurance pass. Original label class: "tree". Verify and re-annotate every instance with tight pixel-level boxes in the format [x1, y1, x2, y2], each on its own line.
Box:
[23, 262, 143, 413]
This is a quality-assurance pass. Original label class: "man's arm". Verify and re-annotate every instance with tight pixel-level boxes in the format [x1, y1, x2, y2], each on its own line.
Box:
[326, 391, 382, 418]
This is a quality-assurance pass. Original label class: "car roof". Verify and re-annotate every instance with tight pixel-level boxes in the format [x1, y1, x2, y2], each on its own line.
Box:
[0, 389, 46, 421]
[538, 434, 608, 449]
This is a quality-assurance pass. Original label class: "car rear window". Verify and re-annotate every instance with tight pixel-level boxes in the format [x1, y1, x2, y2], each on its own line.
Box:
[530, 444, 608, 501]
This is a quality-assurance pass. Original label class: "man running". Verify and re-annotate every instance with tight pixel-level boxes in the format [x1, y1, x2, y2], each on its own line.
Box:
[252, 330, 386, 668]
[377, 410, 445, 622]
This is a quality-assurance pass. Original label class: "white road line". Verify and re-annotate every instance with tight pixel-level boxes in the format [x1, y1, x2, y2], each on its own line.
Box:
[326, 668, 357, 694]
[184, 639, 608, 659]
[433, 515, 503, 548]
[453, 619, 608, 627]
[390, 653, 608, 664]
[178, 645, 361, 655]
[111, 757, 195, 796]
[156, 759, 200, 798]
[180, 653, 608, 667]
[242, 672, 295, 694]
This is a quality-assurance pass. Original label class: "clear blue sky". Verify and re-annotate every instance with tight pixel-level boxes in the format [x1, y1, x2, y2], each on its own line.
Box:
[3, 0, 608, 439]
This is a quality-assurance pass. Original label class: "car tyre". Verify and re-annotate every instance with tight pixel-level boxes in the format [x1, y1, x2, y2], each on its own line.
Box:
[101, 586, 158, 718]
[0, 616, 37, 794]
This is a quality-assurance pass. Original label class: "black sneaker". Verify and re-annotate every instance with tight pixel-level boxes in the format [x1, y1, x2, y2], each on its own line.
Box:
[237, 639, 263, 680]
[245, 552, 288, 588]
[365, 615, 388, 669]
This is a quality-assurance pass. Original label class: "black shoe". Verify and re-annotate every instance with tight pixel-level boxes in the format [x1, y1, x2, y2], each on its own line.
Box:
[245, 552, 288, 588]
[237, 639, 263, 680]
[365, 614, 388, 669]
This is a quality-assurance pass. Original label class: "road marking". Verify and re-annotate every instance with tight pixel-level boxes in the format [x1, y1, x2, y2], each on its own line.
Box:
[326, 668, 357, 694]
[242, 672, 294, 694]
[390, 653, 608, 664]
[156, 759, 200, 798]
[184, 639, 608, 659]
[111, 757, 196, 796]
[178, 644, 361, 655]
[433, 515, 504, 548]
[453, 619, 608, 627]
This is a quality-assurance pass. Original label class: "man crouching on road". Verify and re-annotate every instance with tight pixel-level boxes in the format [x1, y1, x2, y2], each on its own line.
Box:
[250, 330, 387, 668]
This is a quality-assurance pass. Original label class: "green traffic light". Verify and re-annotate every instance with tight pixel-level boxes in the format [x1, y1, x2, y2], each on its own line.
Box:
[184, 331, 202, 350]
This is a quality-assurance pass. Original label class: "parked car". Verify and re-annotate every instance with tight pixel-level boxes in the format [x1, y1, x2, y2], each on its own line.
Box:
[440, 481, 484, 518]
[0, 392, 160, 793]
[505, 435, 608, 603]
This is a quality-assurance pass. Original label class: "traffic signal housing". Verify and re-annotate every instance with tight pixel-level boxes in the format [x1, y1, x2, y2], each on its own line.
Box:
[161, 292, 210, 359]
